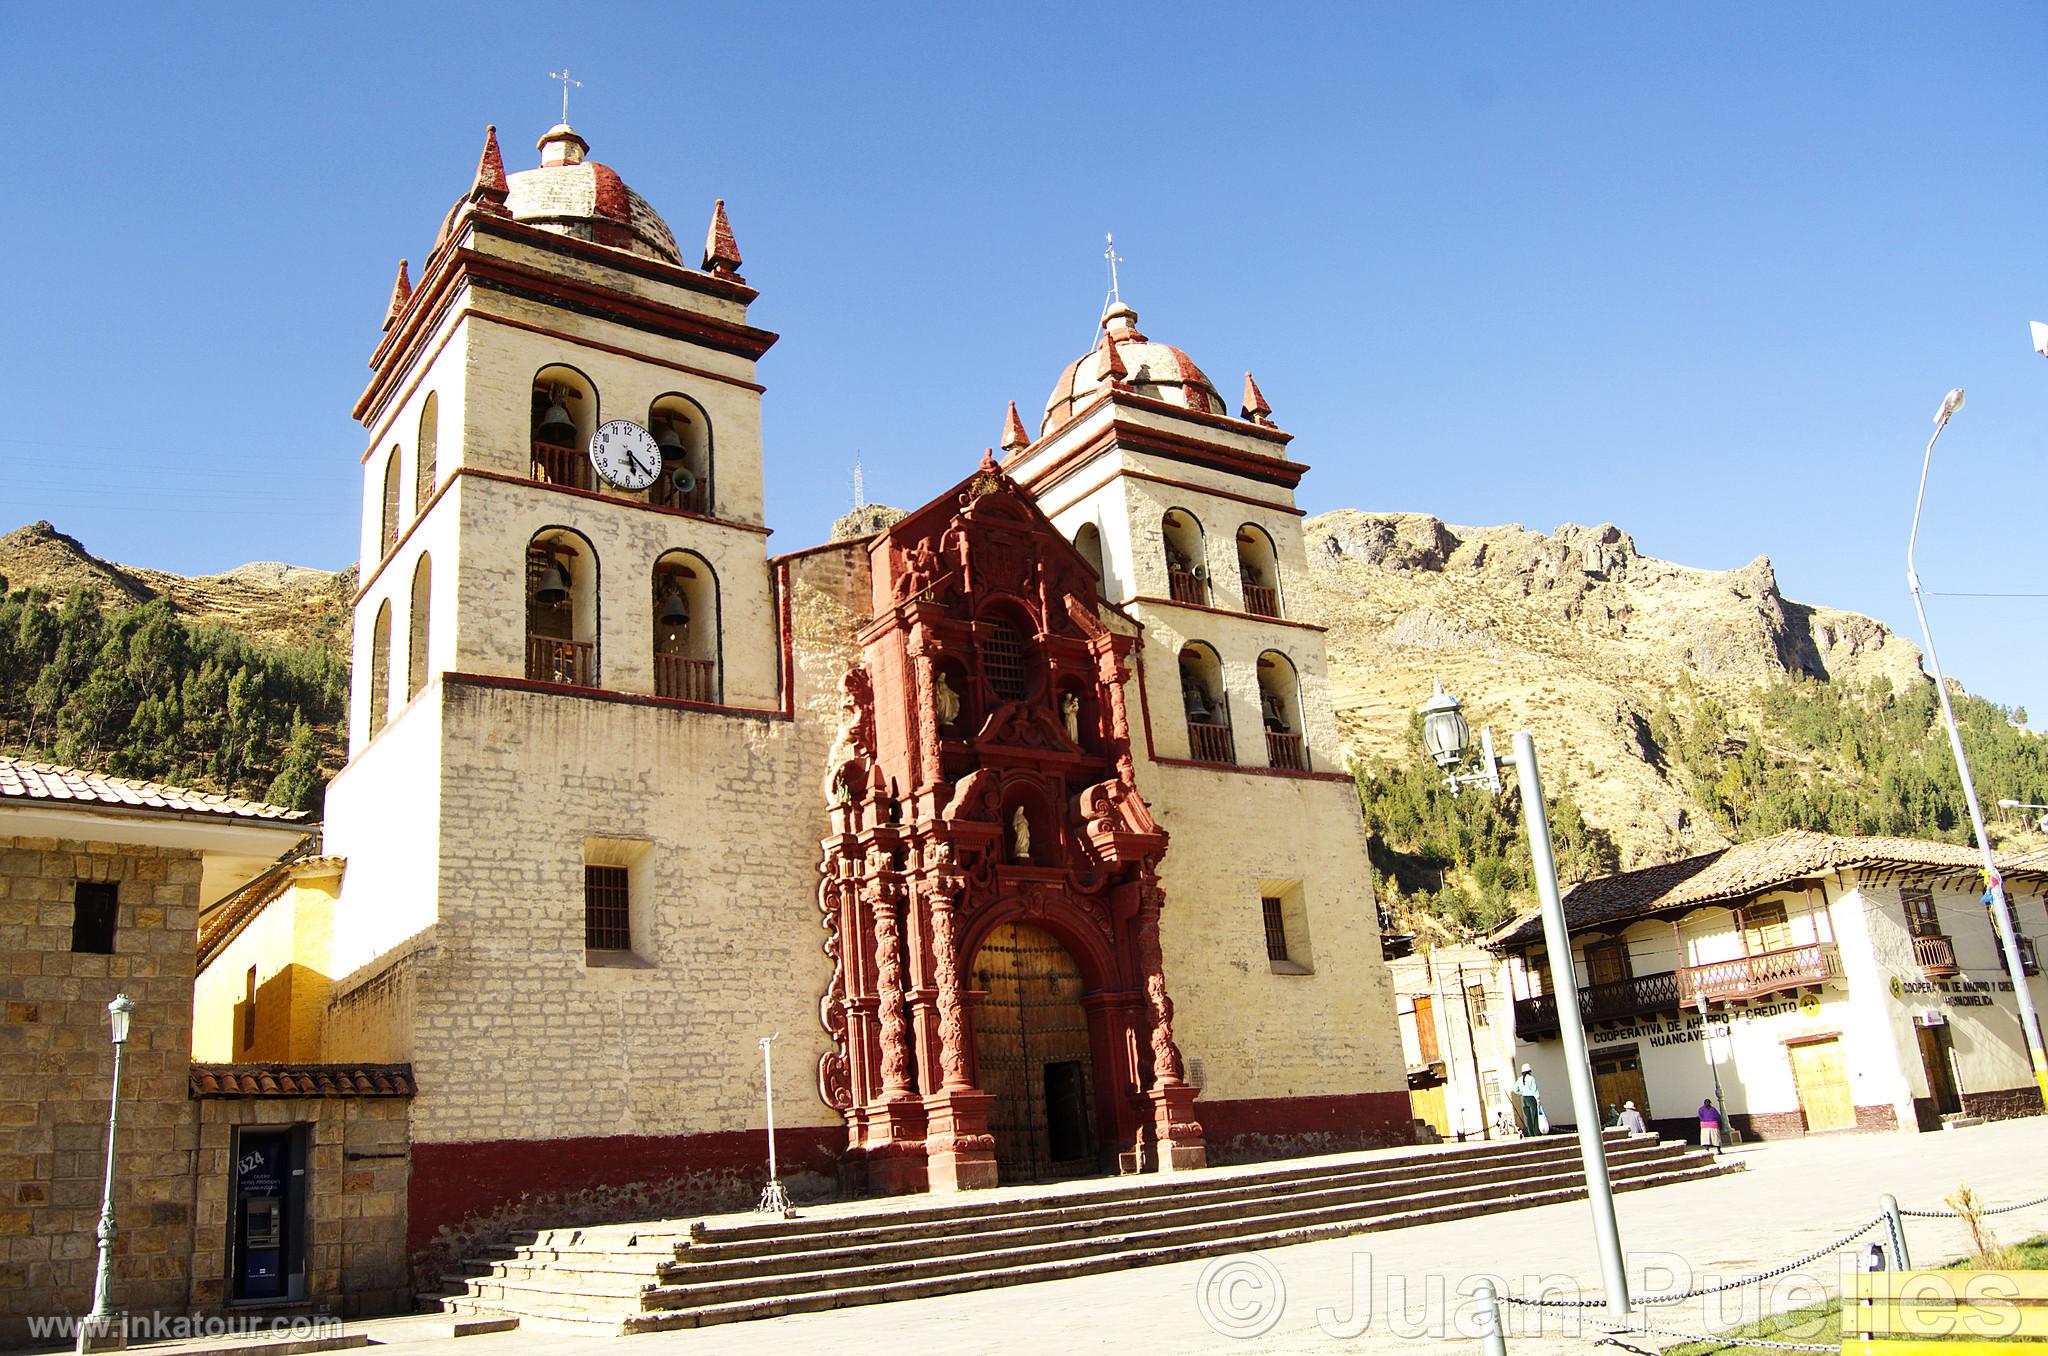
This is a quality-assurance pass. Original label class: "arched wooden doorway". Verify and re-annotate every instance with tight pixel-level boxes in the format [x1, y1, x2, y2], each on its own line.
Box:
[971, 922, 1098, 1182]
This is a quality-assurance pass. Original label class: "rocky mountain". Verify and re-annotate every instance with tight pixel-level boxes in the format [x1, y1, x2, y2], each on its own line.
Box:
[0, 521, 353, 651]
[1298, 512, 1931, 867]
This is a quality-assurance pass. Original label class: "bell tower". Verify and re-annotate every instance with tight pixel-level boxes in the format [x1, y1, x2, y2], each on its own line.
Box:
[341, 121, 779, 757]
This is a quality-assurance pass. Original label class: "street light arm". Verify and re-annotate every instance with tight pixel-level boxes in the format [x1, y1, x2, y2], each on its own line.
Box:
[1906, 414, 1948, 592]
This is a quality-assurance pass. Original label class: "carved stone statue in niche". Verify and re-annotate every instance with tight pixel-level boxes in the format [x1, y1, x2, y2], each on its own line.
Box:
[1061, 691, 1081, 744]
[935, 671, 961, 730]
[1010, 806, 1032, 862]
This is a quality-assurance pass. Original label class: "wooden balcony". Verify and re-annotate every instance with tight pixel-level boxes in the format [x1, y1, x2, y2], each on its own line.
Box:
[1513, 970, 1680, 1041]
[653, 472, 712, 516]
[1678, 942, 1843, 1006]
[1241, 582, 1281, 618]
[654, 653, 717, 704]
[1265, 730, 1307, 771]
[1186, 721, 1235, 765]
[527, 636, 595, 687]
[1168, 569, 1210, 606]
[1912, 932, 1960, 978]
[531, 441, 592, 491]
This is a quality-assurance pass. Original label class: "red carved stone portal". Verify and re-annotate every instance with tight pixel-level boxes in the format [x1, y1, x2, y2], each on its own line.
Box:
[817, 457, 1205, 1192]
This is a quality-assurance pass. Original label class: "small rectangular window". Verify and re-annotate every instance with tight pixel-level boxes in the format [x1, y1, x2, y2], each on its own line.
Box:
[1261, 897, 1288, 962]
[242, 965, 258, 1050]
[1902, 886, 1940, 937]
[70, 882, 118, 954]
[1469, 982, 1490, 1026]
[584, 865, 632, 951]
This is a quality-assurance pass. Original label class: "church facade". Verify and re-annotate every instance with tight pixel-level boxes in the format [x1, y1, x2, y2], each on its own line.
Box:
[283, 119, 1405, 1284]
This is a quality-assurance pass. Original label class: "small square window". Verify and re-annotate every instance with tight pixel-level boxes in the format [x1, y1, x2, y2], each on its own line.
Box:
[71, 882, 118, 954]
[584, 866, 632, 951]
[1259, 882, 1314, 974]
[1261, 897, 1288, 962]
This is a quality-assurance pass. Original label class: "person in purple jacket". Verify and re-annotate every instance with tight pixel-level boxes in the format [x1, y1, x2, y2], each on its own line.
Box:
[1698, 1097, 1724, 1153]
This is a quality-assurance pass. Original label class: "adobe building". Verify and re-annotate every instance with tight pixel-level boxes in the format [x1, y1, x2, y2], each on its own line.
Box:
[1388, 944, 1520, 1141]
[1495, 829, 2048, 1140]
[214, 116, 1412, 1291]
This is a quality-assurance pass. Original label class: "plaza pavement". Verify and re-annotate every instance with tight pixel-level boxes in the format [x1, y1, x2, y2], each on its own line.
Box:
[58, 1118, 2048, 1356]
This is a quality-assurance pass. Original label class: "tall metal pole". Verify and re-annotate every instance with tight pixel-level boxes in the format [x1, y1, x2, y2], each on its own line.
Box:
[82, 995, 131, 1350]
[1906, 393, 2048, 1109]
[1512, 732, 1631, 1320]
[757, 1034, 792, 1216]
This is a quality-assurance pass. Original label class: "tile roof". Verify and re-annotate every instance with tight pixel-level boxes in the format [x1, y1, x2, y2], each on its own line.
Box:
[1493, 829, 2048, 949]
[0, 755, 309, 824]
[189, 1063, 415, 1098]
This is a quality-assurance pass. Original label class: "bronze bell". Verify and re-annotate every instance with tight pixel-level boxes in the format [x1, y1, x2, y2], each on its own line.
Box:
[534, 558, 569, 605]
[655, 420, 685, 455]
[657, 582, 690, 628]
[535, 400, 576, 447]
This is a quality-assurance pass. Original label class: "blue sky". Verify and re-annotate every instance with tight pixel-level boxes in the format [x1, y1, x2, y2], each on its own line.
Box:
[3, 3, 2045, 721]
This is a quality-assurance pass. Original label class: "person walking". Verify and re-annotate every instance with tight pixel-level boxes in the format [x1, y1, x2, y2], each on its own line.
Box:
[1698, 1096, 1724, 1153]
[1616, 1100, 1648, 1134]
[1514, 1063, 1542, 1136]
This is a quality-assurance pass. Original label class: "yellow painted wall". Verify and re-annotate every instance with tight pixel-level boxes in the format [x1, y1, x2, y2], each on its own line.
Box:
[192, 866, 342, 1062]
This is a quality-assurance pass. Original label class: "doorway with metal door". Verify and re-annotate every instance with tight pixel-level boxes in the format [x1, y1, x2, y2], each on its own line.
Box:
[1788, 1037, 1858, 1132]
[229, 1125, 308, 1303]
[972, 922, 1100, 1182]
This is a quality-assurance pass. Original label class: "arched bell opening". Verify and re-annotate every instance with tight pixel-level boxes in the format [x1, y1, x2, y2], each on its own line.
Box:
[406, 553, 432, 701]
[647, 393, 713, 515]
[415, 392, 439, 516]
[1161, 508, 1208, 606]
[967, 920, 1112, 1182]
[1071, 521, 1106, 593]
[931, 655, 972, 738]
[526, 527, 599, 687]
[1235, 523, 1282, 618]
[1257, 650, 1307, 771]
[651, 549, 720, 704]
[367, 600, 393, 734]
[379, 448, 402, 557]
[1177, 642, 1234, 765]
[531, 364, 597, 490]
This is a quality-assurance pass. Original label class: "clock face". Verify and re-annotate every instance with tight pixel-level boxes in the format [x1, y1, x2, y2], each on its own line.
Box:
[588, 420, 663, 491]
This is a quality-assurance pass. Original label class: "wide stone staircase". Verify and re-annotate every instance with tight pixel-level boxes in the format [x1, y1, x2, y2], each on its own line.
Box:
[430, 1130, 1736, 1333]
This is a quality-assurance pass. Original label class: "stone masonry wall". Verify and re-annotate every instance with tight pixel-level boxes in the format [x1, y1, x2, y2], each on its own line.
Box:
[0, 836, 201, 1346]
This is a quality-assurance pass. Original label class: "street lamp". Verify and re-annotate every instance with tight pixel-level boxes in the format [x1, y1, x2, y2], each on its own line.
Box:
[79, 994, 133, 1354]
[1418, 687, 1629, 1320]
[1906, 388, 2048, 1110]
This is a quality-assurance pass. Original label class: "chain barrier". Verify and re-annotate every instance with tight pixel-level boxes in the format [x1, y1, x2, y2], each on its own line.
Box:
[1597, 1320, 1840, 1353]
[1496, 1216, 1884, 1310]
[1899, 1190, 2048, 1220]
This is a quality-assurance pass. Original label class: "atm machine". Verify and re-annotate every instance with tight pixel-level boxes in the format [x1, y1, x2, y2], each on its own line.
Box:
[230, 1127, 307, 1302]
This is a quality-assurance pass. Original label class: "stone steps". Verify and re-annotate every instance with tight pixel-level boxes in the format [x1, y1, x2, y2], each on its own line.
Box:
[432, 1132, 1738, 1334]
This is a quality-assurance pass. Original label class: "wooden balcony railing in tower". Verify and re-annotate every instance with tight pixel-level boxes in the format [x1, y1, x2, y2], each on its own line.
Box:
[1265, 730, 1306, 771]
[1168, 569, 1209, 606]
[1186, 722, 1235, 765]
[526, 636, 594, 687]
[653, 474, 712, 515]
[1241, 582, 1280, 618]
[531, 442, 591, 491]
[654, 654, 716, 704]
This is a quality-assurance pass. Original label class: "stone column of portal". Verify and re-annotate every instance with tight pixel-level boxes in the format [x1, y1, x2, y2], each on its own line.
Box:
[865, 853, 928, 1193]
[1135, 873, 1207, 1172]
[919, 855, 998, 1191]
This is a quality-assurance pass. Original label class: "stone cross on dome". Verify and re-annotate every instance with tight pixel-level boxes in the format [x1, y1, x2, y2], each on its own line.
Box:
[549, 68, 583, 125]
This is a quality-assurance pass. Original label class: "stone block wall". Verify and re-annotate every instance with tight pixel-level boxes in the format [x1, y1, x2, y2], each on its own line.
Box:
[0, 835, 201, 1347]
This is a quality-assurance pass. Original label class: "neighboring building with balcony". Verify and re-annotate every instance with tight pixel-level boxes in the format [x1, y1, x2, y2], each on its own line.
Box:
[1495, 830, 2048, 1141]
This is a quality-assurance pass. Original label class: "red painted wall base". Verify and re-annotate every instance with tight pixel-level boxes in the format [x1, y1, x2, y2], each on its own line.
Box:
[1197, 1090, 1416, 1164]
[408, 1125, 841, 1291]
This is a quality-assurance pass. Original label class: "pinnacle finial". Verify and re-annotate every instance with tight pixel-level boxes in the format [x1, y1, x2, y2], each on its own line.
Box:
[1000, 401, 1030, 453]
[1241, 371, 1273, 425]
[470, 125, 510, 214]
[979, 448, 1000, 474]
[1099, 326, 1129, 387]
[383, 259, 412, 331]
[703, 199, 744, 280]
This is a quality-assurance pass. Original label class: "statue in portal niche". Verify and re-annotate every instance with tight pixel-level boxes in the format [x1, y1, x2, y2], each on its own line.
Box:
[934, 670, 961, 729]
[1010, 806, 1032, 862]
[1061, 691, 1082, 744]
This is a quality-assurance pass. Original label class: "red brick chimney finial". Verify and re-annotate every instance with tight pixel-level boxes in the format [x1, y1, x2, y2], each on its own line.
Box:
[704, 199, 745, 280]
[1000, 401, 1030, 453]
[382, 259, 412, 332]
